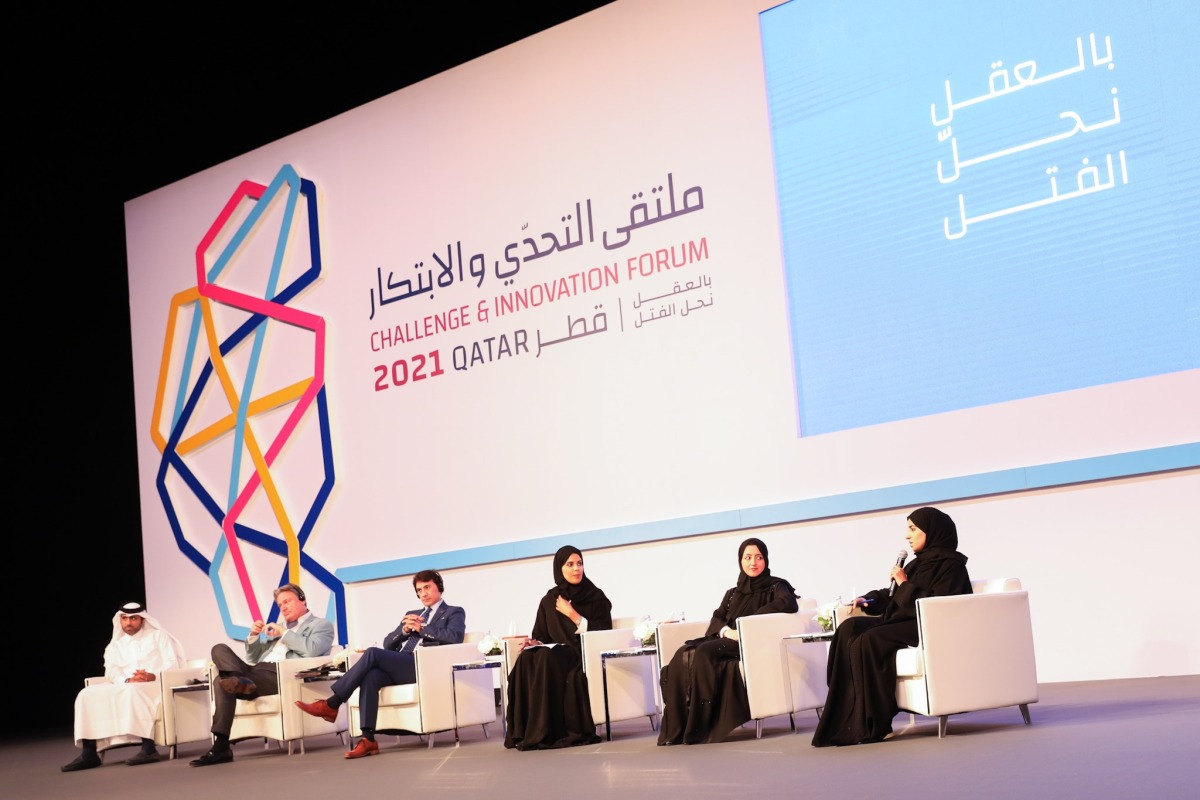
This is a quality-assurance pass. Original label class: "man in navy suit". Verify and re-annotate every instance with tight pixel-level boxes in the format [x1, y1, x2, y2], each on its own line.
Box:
[295, 569, 466, 759]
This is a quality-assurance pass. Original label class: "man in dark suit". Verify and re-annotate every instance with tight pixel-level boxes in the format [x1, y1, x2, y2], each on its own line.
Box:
[295, 569, 466, 759]
[191, 583, 335, 766]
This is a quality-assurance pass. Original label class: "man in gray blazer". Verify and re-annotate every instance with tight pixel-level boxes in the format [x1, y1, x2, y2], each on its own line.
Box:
[295, 569, 465, 759]
[191, 583, 334, 766]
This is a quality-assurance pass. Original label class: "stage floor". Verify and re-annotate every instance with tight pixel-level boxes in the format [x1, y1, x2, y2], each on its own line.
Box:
[8, 675, 1197, 800]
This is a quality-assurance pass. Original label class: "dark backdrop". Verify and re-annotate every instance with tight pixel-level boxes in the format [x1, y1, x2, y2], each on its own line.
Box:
[20, 3, 613, 740]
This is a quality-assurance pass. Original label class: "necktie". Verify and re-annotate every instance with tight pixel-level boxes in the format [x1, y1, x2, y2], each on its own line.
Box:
[401, 607, 431, 653]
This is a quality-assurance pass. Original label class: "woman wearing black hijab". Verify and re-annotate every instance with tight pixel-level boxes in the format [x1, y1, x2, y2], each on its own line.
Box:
[504, 545, 613, 750]
[657, 537, 799, 745]
[812, 506, 973, 746]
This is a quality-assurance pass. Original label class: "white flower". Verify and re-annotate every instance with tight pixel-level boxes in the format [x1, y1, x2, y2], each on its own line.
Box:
[632, 617, 657, 645]
[477, 633, 502, 656]
[816, 602, 838, 633]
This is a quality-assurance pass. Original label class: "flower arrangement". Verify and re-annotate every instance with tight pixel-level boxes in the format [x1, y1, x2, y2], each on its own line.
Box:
[633, 616, 657, 647]
[477, 633, 502, 656]
[816, 604, 837, 633]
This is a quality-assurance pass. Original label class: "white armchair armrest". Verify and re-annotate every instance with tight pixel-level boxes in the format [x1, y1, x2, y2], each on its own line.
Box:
[159, 659, 209, 752]
[737, 611, 824, 734]
[654, 619, 709, 669]
[277, 655, 347, 747]
[580, 626, 657, 731]
[411, 641, 484, 734]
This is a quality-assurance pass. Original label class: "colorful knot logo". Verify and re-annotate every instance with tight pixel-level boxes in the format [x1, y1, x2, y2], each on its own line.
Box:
[149, 165, 344, 643]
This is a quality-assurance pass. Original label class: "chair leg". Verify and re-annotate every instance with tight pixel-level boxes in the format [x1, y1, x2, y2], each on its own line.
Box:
[1019, 703, 1032, 725]
[481, 723, 490, 740]
[426, 733, 436, 749]
[937, 715, 948, 738]
[755, 720, 763, 739]
[648, 713, 659, 732]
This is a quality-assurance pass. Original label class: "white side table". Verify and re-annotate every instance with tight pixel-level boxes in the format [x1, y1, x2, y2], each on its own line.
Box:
[169, 681, 211, 759]
[451, 659, 503, 745]
[598, 645, 659, 741]
[780, 630, 834, 733]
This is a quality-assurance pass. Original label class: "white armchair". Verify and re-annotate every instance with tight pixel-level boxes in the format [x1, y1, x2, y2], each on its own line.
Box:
[579, 619, 659, 738]
[655, 604, 826, 740]
[86, 657, 210, 760]
[501, 617, 658, 739]
[346, 642, 495, 748]
[736, 600, 827, 737]
[895, 577, 1037, 737]
[833, 577, 1037, 738]
[214, 653, 349, 755]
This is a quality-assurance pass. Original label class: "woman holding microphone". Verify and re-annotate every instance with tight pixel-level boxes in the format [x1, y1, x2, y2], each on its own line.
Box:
[812, 506, 973, 746]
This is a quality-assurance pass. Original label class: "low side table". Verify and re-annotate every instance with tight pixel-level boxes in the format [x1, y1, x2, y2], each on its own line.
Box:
[295, 672, 348, 754]
[452, 659, 503, 745]
[599, 645, 658, 741]
[169, 681, 210, 759]
[780, 630, 834, 733]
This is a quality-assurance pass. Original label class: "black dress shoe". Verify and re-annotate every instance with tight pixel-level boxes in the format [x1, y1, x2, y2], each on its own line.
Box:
[190, 749, 233, 766]
[125, 751, 161, 765]
[61, 753, 102, 772]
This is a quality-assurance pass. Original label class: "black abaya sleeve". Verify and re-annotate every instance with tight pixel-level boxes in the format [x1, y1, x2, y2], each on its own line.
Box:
[703, 588, 738, 637]
[530, 595, 553, 642]
[884, 555, 972, 622]
[749, 579, 799, 616]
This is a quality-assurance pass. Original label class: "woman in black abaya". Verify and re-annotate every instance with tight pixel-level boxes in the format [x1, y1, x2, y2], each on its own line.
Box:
[811, 506, 973, 746]
[504, 545, 613, 750]
[657, 537, 799, 745]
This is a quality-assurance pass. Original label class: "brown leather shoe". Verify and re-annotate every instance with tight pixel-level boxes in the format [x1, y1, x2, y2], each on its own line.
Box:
[295, 697, 338, 723]
[218, 676, 256, 696]
[344, 738, 380, 759]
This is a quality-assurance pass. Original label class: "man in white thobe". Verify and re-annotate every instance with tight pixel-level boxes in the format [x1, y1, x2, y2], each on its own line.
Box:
[62, 602, 186, 771]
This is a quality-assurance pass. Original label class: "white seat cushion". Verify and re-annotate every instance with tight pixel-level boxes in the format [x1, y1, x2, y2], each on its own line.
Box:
[376, 684, 419, 705]
[895, 647, 924, 678]
[235, 695, 282, 714]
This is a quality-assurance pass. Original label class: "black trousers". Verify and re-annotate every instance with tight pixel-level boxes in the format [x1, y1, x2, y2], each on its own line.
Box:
[209, 643, 280, 737]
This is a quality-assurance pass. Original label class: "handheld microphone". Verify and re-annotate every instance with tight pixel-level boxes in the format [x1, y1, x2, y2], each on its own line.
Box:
[888, 550, 907, 596]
